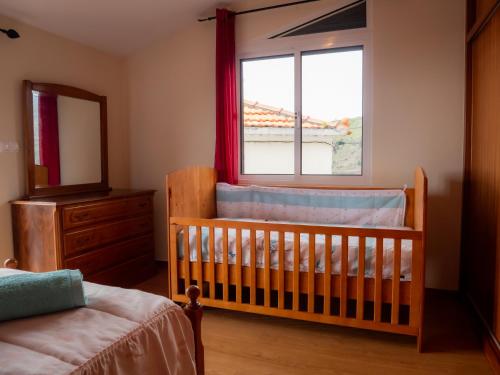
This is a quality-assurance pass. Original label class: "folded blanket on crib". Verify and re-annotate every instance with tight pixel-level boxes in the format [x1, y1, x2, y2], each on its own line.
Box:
[216, 183, 407, 227]
[0, 269, 87, 322]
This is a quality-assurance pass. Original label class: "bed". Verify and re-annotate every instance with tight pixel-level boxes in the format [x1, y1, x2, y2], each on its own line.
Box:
[166, 166, 427, 351]
[0, 259, 204, 375]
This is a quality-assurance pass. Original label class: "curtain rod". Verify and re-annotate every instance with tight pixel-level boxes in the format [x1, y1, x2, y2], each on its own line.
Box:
[197, 0, 320, 22]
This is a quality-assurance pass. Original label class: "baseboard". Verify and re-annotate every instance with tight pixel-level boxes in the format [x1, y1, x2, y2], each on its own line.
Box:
[465, 293, 500, 373]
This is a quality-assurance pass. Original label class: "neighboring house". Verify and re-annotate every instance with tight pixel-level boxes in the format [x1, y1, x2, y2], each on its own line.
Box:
[242, 100, 362, 175]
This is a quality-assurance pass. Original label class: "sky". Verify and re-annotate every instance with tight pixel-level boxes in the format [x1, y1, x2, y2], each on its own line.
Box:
[242, 49, 363, 121]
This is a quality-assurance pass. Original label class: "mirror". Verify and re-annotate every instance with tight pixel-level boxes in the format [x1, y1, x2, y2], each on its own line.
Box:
[23, 81, 108, 198]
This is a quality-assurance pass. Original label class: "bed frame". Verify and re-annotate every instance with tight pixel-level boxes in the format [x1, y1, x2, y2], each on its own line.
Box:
[166, 166, 427, 351]
[3, 258, 205, 375]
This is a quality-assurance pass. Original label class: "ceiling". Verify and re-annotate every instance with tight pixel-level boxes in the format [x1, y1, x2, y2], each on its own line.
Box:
[0, 0, 226, 56]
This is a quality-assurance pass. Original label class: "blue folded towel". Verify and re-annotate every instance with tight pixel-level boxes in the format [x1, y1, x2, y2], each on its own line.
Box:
[0, 270, 87, 322]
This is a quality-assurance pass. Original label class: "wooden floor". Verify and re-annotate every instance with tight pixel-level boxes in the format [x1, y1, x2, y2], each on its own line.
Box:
[134, 264, 493, 375]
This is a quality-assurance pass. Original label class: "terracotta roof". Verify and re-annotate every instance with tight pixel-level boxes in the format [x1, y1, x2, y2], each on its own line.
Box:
[243, 100, 351, 132]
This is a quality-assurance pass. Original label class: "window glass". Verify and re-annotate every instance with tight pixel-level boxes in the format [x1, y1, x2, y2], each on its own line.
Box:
[241, 56, 295, 175]
[301, 47, 363, 175]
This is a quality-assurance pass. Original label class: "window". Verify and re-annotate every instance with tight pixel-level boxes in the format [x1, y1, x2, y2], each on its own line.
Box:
[271, 0, 366, 38]
[240, 46, 364, 178]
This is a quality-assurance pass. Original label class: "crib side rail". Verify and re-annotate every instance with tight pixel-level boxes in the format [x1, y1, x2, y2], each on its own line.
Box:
[168, 216, 424, 346]
[169, 217, 423, 239]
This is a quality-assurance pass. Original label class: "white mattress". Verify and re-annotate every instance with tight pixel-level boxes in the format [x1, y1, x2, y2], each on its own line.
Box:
[179, 219, 413, 280]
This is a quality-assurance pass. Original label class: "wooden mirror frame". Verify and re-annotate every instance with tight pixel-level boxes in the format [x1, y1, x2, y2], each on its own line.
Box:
[23, 80, 109, 198]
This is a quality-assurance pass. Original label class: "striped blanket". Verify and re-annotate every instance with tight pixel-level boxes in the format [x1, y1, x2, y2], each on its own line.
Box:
[216, 183, 406, 227]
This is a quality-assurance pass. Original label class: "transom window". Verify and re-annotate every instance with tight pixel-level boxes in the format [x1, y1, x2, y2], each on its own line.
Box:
[240, 46, 364, 178]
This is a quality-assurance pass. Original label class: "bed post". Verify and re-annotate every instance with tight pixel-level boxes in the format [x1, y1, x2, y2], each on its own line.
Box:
[3, 258, 18, 269]
[184, 285, 204, 375]
[414, 167, 427, 233]
[166, 166, 217, 298]
[414, 167, 428, 352]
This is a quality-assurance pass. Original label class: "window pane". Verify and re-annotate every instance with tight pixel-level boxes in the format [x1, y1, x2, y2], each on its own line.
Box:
[241, 56, 294, 175]
[280, 1, 366, 38]
[301, 48, 363, 175]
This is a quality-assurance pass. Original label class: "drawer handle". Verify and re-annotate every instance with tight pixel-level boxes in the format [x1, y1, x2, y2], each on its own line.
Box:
[137, 202, 148, 208]
[73, 212, 91, 221]
[75, 235, 92, 246]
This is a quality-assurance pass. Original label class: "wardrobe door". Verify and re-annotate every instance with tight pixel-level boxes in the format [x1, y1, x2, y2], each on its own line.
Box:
[463, 1, 500, 342]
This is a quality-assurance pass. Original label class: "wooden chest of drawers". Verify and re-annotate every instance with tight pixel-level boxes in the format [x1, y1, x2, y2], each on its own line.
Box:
[11, 189, 156, 287]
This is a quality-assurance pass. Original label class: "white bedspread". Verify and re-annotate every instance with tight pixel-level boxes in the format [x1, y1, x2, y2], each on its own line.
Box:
[0, 269, 196, 375]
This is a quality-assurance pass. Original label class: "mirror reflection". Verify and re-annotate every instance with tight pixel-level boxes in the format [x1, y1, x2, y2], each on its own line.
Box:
[32, 91, 101, 187]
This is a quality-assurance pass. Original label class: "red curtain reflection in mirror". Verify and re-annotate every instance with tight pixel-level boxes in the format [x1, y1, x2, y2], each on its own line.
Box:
[38, 93, 60, 185]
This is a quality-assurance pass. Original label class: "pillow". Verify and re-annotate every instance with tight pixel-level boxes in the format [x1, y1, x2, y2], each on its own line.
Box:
[0, 269, 87, 322]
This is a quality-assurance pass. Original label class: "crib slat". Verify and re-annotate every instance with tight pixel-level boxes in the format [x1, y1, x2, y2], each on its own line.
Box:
[236, 229, 243, 304]
[356, 237, 366, 320]
[410, 239, 424, 329]
[392, 239, 402, 324]
[264, 231, 271, 308]
[278, 231, 285, 309]
[340, 236, 348, 318]
[183, 225, 190, 286]
[196, 226, 203, 293]
[209, 226, 215, 299]
[293, 233, 300, 311]
[374, 237, 383, 322]
[222, 228, 229, 301]
[308, 233, 315, 313]
[250, 230, 257, 305]
[323, 235, 332, 315]
[168, 224, 178, 297]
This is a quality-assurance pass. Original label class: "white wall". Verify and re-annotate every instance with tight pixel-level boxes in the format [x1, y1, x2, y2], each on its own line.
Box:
[244, 142, 294, 174]
[244, 141, 333, 175]
[0, 14, 130, 263]
[371, 1, 465, 290]
[128, 0, 465, 290]
[127, 22, 216, 260]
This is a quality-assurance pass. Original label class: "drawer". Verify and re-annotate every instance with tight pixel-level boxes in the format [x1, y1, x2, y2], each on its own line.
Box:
[63, 215, 153, 257]
[65, 235, 154, 276]
[85, 253, 156, 287]
[62, 195, 152, 230]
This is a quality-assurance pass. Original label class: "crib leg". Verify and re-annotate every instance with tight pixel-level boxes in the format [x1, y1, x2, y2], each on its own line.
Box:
[417, 328, 424, 353]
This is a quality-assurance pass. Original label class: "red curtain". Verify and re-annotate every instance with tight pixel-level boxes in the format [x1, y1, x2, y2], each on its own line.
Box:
[214, 8, 238, 184]
[39, 93, 61, 185]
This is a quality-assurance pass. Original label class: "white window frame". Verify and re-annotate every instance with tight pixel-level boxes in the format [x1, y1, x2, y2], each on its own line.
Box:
[237, 6, 373, 186]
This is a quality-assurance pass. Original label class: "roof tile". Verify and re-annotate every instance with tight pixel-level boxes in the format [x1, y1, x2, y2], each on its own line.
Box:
[243, 100, 349, 131]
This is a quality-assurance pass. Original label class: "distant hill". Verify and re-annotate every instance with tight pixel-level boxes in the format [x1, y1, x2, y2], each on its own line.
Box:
[331, 116, 362, 174]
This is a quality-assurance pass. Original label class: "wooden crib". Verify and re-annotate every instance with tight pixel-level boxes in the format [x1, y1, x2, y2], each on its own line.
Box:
[167, 166, 427, 351]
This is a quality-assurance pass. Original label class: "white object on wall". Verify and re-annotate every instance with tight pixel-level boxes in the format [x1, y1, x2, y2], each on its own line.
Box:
[0, 141, 19, 153]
